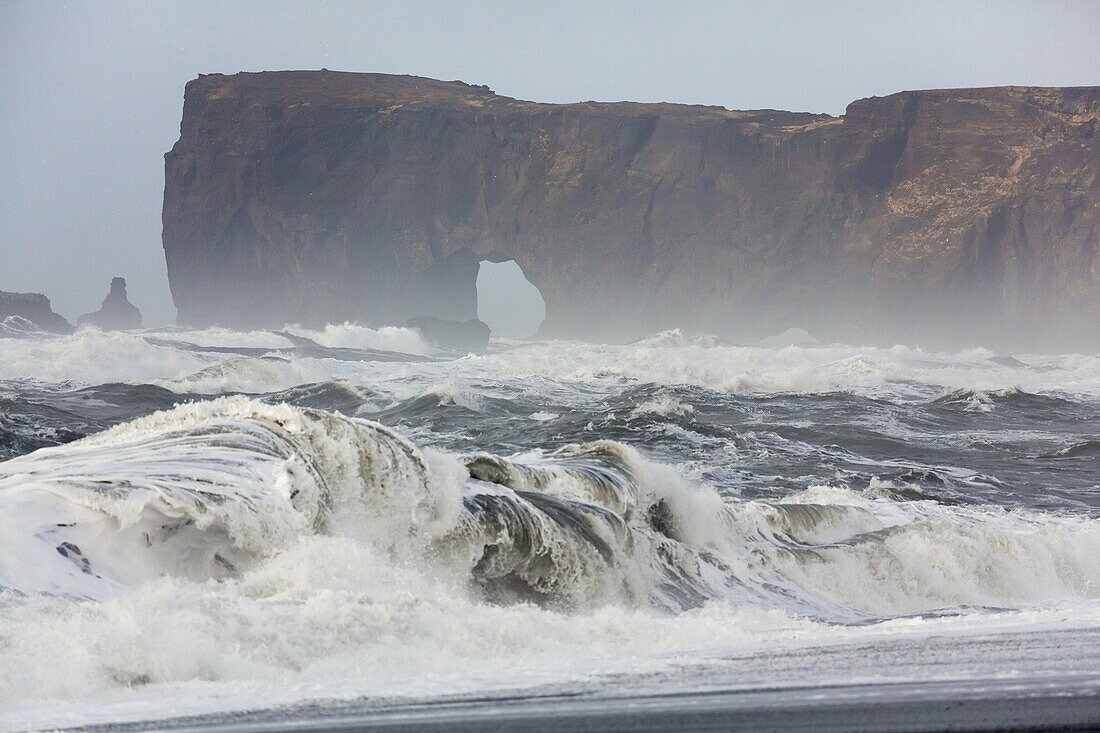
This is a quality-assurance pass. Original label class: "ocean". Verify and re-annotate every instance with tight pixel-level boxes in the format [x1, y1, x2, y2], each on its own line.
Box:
[1, 320, 1098, 730]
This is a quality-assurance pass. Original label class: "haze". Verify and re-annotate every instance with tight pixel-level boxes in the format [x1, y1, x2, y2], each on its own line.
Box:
[1, 0, 1098, 327]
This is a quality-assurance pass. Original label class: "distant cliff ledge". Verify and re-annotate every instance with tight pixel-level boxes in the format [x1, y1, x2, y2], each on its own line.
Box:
[163, 71, 1099, 349]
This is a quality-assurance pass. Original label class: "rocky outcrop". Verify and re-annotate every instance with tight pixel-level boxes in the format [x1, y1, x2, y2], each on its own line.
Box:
[0, 291, 73, 334]
[408, 316, 491, 353]
[163, 72, 1100, 350]
[78, 277, 142, 331]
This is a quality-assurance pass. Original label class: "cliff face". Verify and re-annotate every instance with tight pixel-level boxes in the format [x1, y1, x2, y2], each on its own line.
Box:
[163, 72, 1100, 349]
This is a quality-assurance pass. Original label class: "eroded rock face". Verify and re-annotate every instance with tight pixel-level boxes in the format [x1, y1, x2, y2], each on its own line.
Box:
[78, 277, 142, 331]
[163, 72, 1100, 350]
[0, 291, 73, 334]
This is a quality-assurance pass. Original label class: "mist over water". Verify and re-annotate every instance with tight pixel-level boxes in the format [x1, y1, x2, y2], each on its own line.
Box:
[1, 319, 1099, 728]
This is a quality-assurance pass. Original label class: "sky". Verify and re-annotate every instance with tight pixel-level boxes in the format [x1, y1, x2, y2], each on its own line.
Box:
[477, 261, 546, 338]
[1, 0, 1098, 326]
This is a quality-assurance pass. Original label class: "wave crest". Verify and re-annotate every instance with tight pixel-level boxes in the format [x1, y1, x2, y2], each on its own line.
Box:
[1, 399, 1097, 618]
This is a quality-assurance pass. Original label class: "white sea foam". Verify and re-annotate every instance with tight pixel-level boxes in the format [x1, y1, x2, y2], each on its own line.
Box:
[285, 322, 434, 355]
[468, 334, 1100, 399]
[8, 546, 1097, 733]
[631, 394, 695, 419]
[151, 322, 434, 355]
[529, 410, 558, 421]
[3, 326, 1098, 401]
[758, 485, 1100, 616]
[0, 324, 433, 391]
[143, 326, 296, 349]
[0, 329, 213, 385]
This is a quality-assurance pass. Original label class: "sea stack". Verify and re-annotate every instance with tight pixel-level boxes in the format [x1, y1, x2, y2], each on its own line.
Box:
[77, 277, 142, 331]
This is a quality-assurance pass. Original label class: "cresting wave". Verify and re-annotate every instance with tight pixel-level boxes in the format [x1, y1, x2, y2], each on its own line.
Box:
[2, 398, 1097, 618]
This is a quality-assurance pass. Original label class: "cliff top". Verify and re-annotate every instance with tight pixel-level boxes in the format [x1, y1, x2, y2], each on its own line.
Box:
[185, 70, 1099, 125]
[185, 70, 827, 126]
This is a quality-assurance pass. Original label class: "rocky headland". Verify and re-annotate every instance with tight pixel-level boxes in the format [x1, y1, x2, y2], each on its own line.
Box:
[163, 71, 1099, 350]
[0, 291, 74, 334]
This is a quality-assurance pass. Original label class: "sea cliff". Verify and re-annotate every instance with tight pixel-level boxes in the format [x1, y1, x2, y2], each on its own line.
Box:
[163, 71, 1099, 349]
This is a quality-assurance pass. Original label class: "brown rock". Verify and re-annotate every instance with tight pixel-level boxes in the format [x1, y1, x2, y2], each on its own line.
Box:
[163, 72, 1100, 350]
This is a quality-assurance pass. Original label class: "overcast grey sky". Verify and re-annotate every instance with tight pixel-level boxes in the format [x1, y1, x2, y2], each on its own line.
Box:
[2, 0, 1098, 326]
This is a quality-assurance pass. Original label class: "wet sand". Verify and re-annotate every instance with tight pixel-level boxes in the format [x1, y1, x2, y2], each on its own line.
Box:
[79, 675, 1100, 733]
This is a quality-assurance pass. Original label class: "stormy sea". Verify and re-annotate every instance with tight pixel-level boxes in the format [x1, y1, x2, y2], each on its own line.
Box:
[2, 318, 1099, 731]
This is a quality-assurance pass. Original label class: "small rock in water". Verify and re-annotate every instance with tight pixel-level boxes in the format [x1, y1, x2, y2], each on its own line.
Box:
[408, 315, 490, 352]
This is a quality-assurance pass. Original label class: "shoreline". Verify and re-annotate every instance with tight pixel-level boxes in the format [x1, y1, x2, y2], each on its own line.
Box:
[71, 677, 1100, 733]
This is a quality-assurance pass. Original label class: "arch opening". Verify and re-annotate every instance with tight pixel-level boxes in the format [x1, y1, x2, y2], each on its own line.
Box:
[476, 260, 545, 338]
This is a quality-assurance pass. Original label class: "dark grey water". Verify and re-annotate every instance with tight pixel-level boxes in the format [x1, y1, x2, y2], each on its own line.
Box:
[6, 372, 1099, 513]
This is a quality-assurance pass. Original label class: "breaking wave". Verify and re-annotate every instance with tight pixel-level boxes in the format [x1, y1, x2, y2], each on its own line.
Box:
[931, 386, 1078, 414]
[2, 399, 1096, 616]
[0, 316, 52, 339]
